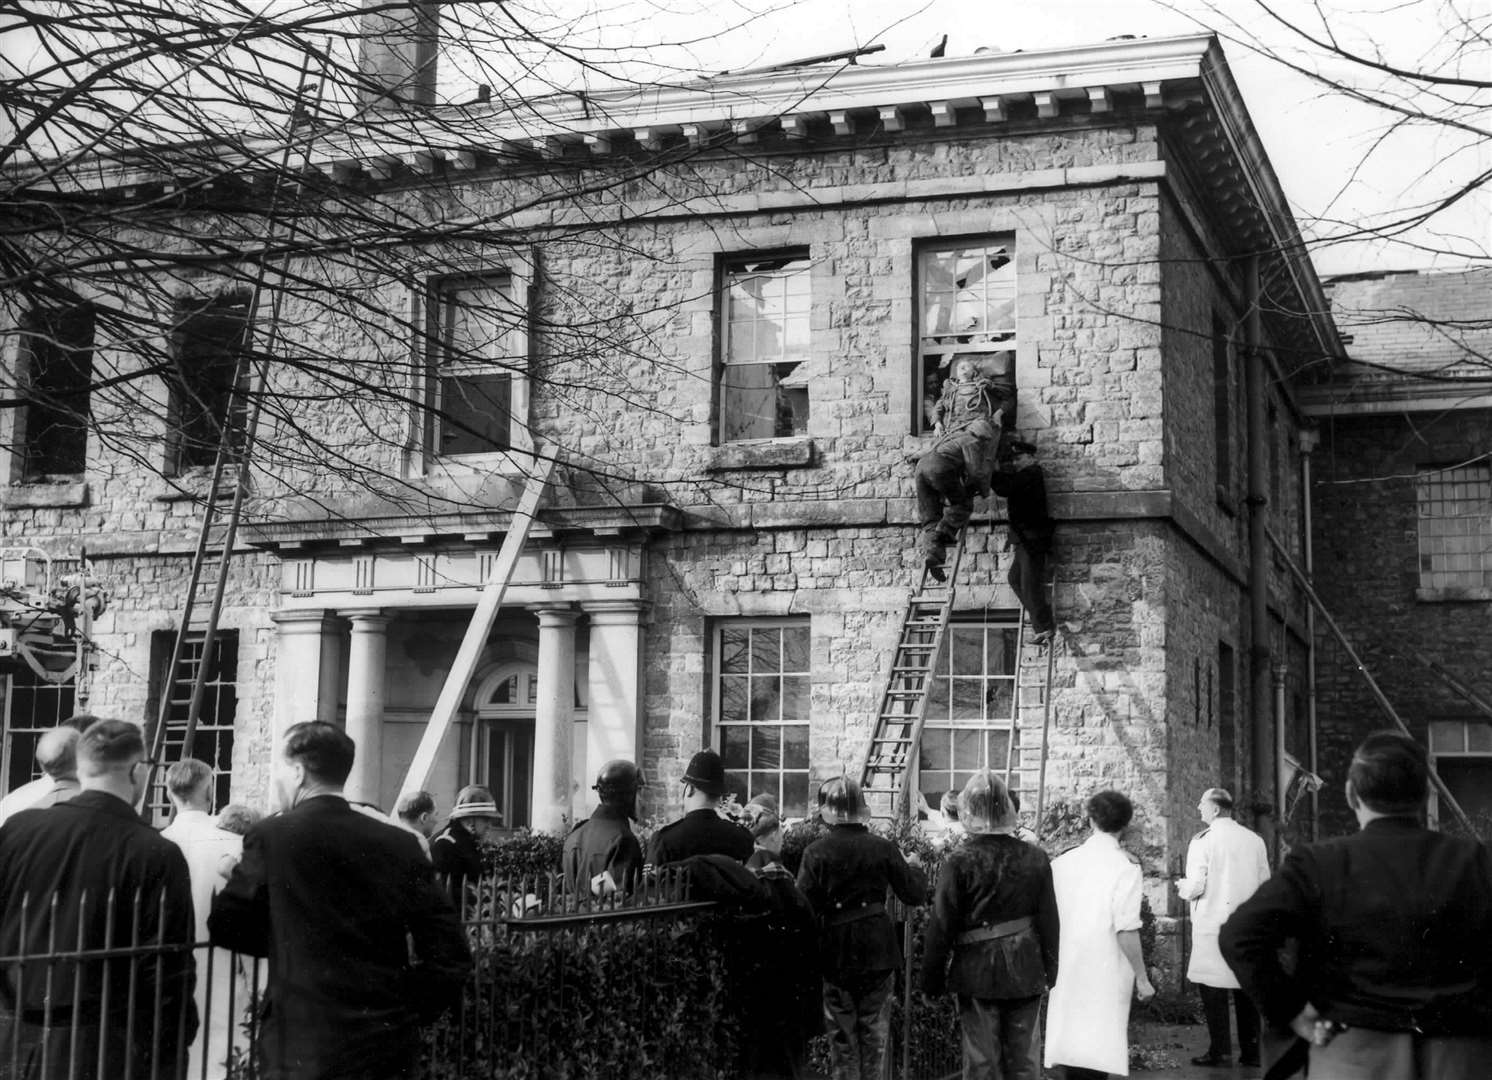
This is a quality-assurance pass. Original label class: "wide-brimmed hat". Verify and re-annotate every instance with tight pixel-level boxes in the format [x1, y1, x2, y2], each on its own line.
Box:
[682, 749, 727, 797]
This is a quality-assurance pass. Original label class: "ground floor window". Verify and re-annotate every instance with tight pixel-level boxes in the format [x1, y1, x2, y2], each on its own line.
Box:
[713, 619, 811, 817]
[917, 617, 1020, 805]
[1429, 717, 1492, 829]
[2, 669, 74, 795]
[150, 630, 238, 813]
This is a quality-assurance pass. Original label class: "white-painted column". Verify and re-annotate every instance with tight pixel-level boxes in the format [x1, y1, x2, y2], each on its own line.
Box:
[269, 611, 338, 747]
[583, 600, 648, 791]
[531, 605, 579, 833]
[342, 609, 389, 806]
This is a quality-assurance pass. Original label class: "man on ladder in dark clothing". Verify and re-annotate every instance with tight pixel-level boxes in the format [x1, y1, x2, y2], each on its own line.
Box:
[915, 417, 1001, 582]
[992, 440, 1055, 646]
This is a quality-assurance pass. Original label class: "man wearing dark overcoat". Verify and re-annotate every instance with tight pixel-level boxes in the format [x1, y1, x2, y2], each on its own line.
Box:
[797, 777, 927, 1080]
[564, 759, 646, 896]
[1221, 731, 1492, 1080]
[0, 718, 197, 1080]
[645, 750, 752, 869]
[209, 722, 471, 1080]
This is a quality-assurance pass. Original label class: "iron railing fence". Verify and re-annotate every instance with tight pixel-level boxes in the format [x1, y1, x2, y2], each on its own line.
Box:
[0, 871, 966, 1080]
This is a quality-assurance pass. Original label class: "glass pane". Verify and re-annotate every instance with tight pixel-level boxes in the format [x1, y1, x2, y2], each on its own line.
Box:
[752, 628, 781, 674]
[720, 627, 750, 674]
[750, 677, 782, 724]
[721, 725, 750, 769]
[951, 678, 985, 722]
[783, 772, 810, 819]
[1469, 723, 1492, 754]
[986, 730, 1012, 773]
[719, 675, 749, 725]
[953, 728, 984, 771]
[780, 676, 809, 720]
[439, 371, 511, 455]
[1430, 720, 1465, 752]
[987, 628, 1017, 676]
[782, 724, 809, 768]
[925, 676, 950, 723]
[491, 674, 518, 705]
[920, 727, 950, 774]
[949, 628, 984, 676]
[986, 679, 1014, 719]
[751, 726, 781, 771]
[719, 363, 807, 441]
[782, 626, 810, 672]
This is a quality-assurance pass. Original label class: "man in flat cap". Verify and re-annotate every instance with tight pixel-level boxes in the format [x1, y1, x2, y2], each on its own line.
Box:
[991, 439, 1055, 645]
[645, 749, 752, 869]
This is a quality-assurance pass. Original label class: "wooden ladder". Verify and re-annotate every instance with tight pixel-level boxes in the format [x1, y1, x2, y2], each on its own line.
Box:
[861, 535, 966, 824]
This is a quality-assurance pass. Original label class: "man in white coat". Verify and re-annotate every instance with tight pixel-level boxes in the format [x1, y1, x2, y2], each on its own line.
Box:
[1046, 790, 1155, 1079]
[161, 757, 246, 1080]
[1175, 787, 1270, 1068]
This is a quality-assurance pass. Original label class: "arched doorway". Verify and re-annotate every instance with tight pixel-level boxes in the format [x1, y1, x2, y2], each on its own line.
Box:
[471, 661, 537, 830]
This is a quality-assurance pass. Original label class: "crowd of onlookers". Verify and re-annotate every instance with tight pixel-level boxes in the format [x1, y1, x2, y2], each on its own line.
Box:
[0, 718, 1488, 1080]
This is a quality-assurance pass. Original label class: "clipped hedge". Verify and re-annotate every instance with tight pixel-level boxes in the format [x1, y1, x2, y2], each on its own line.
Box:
[427, 914, 735, 1080]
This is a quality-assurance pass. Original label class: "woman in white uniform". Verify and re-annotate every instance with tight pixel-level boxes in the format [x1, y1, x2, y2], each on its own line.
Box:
[1044, 790, 1155, 1079]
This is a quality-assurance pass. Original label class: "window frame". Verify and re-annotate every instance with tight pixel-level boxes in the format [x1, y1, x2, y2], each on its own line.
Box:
[147, 629, 238, 816]
[709, 617, 812, 817]
[1415, 461, 1492, 594]
[16, 303, 94, 481]
[714, 250, 812, 445]
[1428, 716, 1492, 829]
[165, 295, 251, 477]
[914, 236, 1017, 436]
[914, 615, 1022, 804]
[419, 267, 533, 468]
[1, 669, 75, 797]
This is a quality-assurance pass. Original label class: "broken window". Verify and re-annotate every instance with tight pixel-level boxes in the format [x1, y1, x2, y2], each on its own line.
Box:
[1428, 717, 1492, 828]
[917, 619, 1019, 805]
[426, 274, 527, 458]
[917, 240, 1016, 434]
[1416, 462, 1492, 591]
[167, 296, 250, 474]
[714, 619, 811, 817]
[17, 304, 94, 479]
[717, 254, 810, 443]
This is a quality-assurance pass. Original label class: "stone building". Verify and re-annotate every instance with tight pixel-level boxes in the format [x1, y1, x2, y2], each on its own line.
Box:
[2, 30, 1339, 917]
[1305, 268, 1492, 835]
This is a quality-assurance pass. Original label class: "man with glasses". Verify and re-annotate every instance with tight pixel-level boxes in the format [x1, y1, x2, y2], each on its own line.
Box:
[0, 718, 198, 1079]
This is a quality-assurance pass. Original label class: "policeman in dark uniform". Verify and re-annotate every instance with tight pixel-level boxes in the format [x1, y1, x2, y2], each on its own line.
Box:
[796, 776, 927, 1080]
[645, 749, 752, 868]
[563, 759, 645, 897]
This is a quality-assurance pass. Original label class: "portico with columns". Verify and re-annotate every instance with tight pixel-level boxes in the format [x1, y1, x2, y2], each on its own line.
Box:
[252, 505, 672, 828]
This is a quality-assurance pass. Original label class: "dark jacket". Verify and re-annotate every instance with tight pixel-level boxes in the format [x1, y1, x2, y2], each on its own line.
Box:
[563, 804, 643, 895]
[430, 819, 485, 907]
[924, 428, 998, 496]
[0, 789, 198, 1078]
[209, 795, 472, 1080]
[1219, 816, 1492, 1035]
[990, 463, 1053, 551]
[920, 833, 1059, 999]
[646, 807, 753, 867]
[796, 823, 928, 979]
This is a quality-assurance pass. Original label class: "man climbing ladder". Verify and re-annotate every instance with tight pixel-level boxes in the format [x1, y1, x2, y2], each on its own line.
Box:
[992, 440, 1055, 646]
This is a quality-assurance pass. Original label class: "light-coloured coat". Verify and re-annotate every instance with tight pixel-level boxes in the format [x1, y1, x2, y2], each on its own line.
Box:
[1044, 831, 1144, 1076]
[1176, 816, 1270, 988]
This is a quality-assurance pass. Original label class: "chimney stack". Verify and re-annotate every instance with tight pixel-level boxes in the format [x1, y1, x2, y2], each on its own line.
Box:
[357, 0, 439, 108]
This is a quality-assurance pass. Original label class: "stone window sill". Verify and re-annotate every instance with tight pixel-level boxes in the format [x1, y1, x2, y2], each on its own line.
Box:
[704, 438, 815, 471]
[1416, 587, 1492, 603]
[3, 481, 89, 509]
[153, 471, 248, 503]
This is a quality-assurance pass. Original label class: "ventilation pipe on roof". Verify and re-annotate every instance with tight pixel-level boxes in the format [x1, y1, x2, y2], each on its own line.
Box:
[356, 0, 439, 108]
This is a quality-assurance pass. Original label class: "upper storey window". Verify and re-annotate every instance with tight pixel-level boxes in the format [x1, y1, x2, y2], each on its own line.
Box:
[167, 296, 249, 475]
[425, 272, 530, 459]
[1416, 462, 1492, 592]
[917, 240, 1016, 434]
[17, 304, 93, 479]
[717, 253, 810, 443]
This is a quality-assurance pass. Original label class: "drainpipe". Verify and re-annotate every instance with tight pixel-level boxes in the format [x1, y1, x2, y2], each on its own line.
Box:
[1300, 428, 1320, 839]
[1244, 256, 1277, 860]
